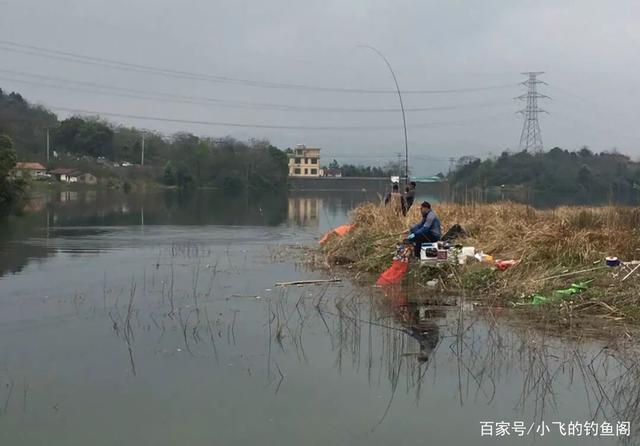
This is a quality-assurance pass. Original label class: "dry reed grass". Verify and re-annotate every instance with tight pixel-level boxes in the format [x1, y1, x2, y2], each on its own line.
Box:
[322, 200, 640, 318]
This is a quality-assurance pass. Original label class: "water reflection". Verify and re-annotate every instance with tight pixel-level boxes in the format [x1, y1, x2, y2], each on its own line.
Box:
[302, 285, 640, 439]
[59, 190, 79, 203]
[0, 190, 287, 278]
[383, 285, 442, 364]
[58, 251, 640, 443]
[287, 196, 322, 227]
[2, 188, 639, 445]
[0, 189, 394, 279]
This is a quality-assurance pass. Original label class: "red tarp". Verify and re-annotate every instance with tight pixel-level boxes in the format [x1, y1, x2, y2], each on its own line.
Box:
[319, 224, 354, 245]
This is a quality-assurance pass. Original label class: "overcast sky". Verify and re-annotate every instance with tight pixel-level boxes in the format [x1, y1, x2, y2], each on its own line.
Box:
[1, 0, 639, 174]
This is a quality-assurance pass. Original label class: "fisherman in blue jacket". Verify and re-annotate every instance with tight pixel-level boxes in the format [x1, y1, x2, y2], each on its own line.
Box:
[406, 201, 441, 258]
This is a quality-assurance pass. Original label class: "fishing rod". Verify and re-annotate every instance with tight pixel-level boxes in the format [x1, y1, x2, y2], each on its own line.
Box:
[360, 45, 410, 187]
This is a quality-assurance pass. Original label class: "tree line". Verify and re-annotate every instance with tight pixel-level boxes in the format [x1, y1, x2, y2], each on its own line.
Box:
[0, 135, 24, 216]
[326, 159, 404, 177]
[449, 147, 640, 200]
[0, 87, 289, 191]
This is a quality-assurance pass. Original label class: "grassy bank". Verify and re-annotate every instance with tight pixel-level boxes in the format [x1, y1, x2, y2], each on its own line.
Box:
[321, 202, 640, 323]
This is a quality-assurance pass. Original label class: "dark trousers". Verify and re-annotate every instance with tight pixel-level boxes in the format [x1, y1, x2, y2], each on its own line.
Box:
[413, 233, 439, 258]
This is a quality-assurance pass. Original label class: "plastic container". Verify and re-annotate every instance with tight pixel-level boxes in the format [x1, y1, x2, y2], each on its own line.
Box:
[474, 252, 494, 263]
[420, 243, 439, 261]
[606, 256, 620, 267]
[461, 246, 475, 257]
[459, 246, 475, 264]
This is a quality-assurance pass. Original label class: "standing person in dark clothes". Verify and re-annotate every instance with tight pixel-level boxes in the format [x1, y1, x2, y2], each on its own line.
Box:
[406, 201, 441, 257]
[404, 181, 416, 212]
[384, 183, 407, 216]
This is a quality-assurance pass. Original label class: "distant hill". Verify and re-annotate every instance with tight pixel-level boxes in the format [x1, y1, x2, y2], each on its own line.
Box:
[0, 89, 57, 160]
[0, 87, 289, 191]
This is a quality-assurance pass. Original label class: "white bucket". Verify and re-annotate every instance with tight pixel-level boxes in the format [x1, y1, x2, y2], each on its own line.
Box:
[459, 246, 475, 264]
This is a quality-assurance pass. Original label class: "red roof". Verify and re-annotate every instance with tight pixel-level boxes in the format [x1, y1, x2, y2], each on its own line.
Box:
[16, 162, 46, 170]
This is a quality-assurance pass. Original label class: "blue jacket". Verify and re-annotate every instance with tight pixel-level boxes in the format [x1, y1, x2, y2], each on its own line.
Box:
[410, 210, 441, 239]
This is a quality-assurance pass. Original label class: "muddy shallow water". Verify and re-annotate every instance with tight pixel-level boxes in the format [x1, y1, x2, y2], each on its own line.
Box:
[0, 189, 637, 445]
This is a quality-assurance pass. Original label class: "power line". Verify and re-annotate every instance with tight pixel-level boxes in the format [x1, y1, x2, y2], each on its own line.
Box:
[548, 110, 640, 144]
[0, 39, 517, 95]
[547, 83, 638, 130]
[45, 104, 513, 131]
[0, 70, 513, 113]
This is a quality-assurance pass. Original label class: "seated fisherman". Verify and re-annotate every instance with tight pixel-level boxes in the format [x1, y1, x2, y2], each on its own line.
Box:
[406, 201, 441, 257]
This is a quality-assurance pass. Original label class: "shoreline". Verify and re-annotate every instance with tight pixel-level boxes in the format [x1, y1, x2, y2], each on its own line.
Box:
[318, 201, 640, 327]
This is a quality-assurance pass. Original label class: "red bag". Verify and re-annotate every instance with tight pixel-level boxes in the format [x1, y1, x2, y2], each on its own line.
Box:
[495, 259, 518, 271]
[376, 260, 409, 285]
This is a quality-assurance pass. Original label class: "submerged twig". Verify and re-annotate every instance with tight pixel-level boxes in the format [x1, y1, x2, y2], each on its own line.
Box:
[275, 279, 341, 287]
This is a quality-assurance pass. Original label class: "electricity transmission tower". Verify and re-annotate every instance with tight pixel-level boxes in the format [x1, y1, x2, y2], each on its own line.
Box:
[517, 72, 549, 152]
[448, 157, 456, 173]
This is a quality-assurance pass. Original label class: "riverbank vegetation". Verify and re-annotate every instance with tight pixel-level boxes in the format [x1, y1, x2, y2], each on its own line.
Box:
[158, 136, 288, 191]
[325, 158, 404, 177]
[450, 148, 640, 203]
[321, 201, 640, 324]
[0, 88, 288, 191]
[0, 135, 24, 216]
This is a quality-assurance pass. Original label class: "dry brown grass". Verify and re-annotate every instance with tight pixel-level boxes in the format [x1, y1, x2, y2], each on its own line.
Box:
[322, 201, 640, 317]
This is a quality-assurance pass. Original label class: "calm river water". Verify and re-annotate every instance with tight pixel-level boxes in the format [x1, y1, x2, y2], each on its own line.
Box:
[0, 189, 638, 445]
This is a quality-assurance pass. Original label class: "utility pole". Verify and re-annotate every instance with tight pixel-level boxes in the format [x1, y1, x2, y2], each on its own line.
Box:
[396, 152, 403, 178]
[141, 132, 145, 166]
[46, 128, 50, 163]
[517, 72, 549, 152]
